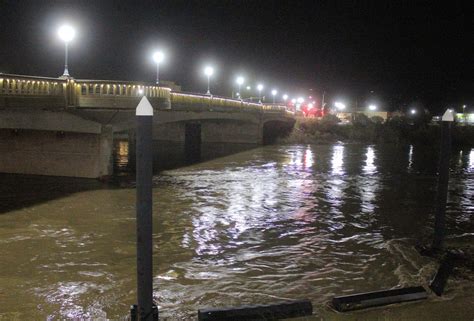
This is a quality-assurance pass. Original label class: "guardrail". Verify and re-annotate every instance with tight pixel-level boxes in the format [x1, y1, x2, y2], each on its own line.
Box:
[170, 92, 291, 113]
[0, 74, 292, 114]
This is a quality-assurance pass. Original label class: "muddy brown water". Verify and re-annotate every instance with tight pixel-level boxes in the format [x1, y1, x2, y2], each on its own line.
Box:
[0, 143, 472, 320]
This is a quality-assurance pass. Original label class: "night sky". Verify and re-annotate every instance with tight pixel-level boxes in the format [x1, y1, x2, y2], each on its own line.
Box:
[0, 1, 472, 113]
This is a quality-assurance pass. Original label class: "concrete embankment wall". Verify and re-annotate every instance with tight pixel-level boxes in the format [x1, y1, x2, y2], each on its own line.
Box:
[0, 127, 113, 178]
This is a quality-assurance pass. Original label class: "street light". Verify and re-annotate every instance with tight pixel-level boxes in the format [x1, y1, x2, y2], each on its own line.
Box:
[257, 84, 264, 103]
[369, 104, 377, 111]
[410, 109, 416, 115]
[271, 89, 278, 103]
[57, 24, 76, 78]
[236, 76, 244, 99]
[204, 66, 214, 95]
[152, 51, 165, 85]
[335, 102, 346, 110]
[297, 97, 304, 104]
[283, 94, 288, 102]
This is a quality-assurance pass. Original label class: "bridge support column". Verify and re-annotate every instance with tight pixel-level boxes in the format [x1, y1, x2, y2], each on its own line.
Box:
[98, 125, 114, 179]
[0, 125, 114, 179]
[185, 123, 201, 163]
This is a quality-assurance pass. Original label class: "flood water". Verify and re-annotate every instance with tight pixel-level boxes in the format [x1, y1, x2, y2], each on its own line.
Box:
[0, 143, 473, 320]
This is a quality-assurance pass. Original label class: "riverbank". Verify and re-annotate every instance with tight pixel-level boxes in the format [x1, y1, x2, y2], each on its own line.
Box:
[279, 115, 474, 148]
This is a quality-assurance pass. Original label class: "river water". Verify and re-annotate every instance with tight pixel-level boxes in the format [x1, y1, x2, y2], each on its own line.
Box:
[0, 143, 473, 320]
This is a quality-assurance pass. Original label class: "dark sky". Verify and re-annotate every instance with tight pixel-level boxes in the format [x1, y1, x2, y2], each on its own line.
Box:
[0, 0, 472, 113]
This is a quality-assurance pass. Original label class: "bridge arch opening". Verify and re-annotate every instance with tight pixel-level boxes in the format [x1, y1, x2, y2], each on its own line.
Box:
[262, 120, 295, 145]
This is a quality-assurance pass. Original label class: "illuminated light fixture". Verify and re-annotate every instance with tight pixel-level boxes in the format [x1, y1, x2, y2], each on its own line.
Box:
[283, 94, 288, 101]
[236, 76, 244, 99]
[138, 88, 144, 95]
[291, 98, 296, 104]
[297, 97, 304, 104]
[257, 84, 264, 103]
[204, 66, 214, 95]
[57, 24, 76, 77]
[410, 109, 416, 115]
[246, 85, 251, 90]
[335, 102, 346, 110]
[369, 104, 377, 111]
[271, 89, 278, 103]
[152, 51, 165, 85]
[308, 103, 314, 109]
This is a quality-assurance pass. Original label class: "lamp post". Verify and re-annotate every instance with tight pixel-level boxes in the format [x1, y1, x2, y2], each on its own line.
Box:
[236, 76, 244, 99]
[57, 25, 75, 78]
[271, 89, 278, 104]
[257, 84, 263, 103]
[204, 66, 214, 95]
[152, 51, 164, 85]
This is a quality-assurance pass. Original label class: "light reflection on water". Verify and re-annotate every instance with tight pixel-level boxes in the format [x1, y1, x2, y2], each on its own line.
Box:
[470, 149, 474, 170]
[0, 144, 473, 320]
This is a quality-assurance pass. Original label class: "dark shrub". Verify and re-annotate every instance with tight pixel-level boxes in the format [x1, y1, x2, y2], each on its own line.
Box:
[352, 113, 371, 127]
[371, 116, 384, 124]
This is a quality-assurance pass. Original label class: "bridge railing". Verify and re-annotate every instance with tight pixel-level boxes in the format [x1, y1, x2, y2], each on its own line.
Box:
[0, 74, 292, 114]
[170, 92, 290, 113]
[75, 80, 170, 99]
[73, 79, 171, 109]
[0, 74, 66, 96]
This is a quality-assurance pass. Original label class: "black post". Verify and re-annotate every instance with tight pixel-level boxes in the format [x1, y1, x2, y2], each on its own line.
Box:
[432, 111, 453, 252]
[135, 97, 154, 320]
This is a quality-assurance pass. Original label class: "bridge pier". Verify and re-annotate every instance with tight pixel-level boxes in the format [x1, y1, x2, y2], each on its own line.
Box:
[0, 125, 114, 179]
[185, 123, 202, 163]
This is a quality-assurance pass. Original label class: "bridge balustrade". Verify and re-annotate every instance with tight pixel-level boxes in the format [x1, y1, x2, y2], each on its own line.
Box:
[0, 74, 292, 114]
[170, 92, 290, 113]
[75, 81, 170, 99]
[0, 75, 65, 96]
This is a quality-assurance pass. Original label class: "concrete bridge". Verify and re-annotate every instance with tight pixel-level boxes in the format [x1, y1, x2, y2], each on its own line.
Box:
[0, 74, 295, 178]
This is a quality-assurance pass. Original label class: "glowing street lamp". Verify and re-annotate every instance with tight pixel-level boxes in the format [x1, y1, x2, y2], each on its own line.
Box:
[335, 102, 346, 110]
[236, 76, 244, 99]
[291, 98, 296, 104]
[57, 24, 76, 78]
[297, 97, 304, 104]
[271, 89, 278, 103]
[410, 109, 417, 115]
[283, 94, 288, 102]
[257, 84, 264, 103]
[368, 104, 377, 111]
[204, 66, 214, 95]
[152, 51, 165, 85]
